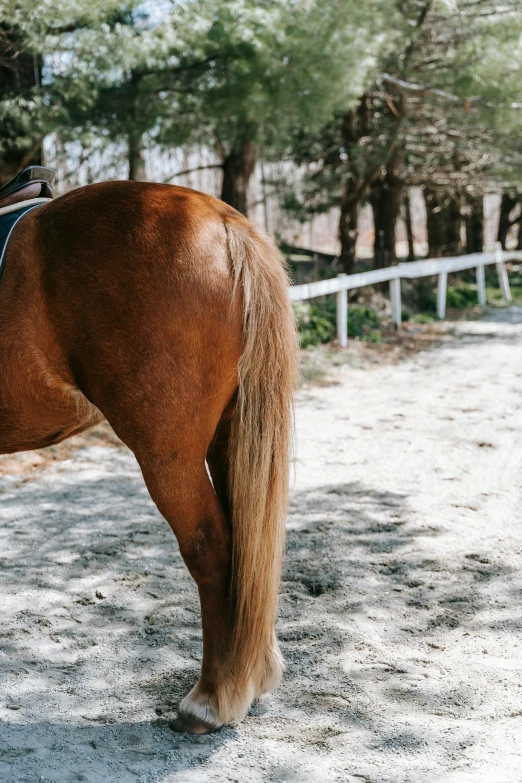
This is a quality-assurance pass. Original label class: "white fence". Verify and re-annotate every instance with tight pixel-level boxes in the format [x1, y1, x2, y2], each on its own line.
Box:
[290, 244, 522, 347]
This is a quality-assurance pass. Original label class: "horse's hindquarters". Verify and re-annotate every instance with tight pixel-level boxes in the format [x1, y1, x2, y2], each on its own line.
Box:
[0, 181, 297, 732]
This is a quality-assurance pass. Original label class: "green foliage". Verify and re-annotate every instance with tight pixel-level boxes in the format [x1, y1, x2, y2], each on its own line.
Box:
[295, 298, 382, 347]
[278, 1, 522, 240]
[410, 313, 436, 324]
[446, 284, 481, 310]
[422, 278, 522, 313]
[364, 330, 382, 344]
[348, 306, 382, 339]
[487, 286, 522, 305]
[486, 264, 522, 304]
[3, 0, 522, 249]
[1, 0, 404, 180]
[294, 300, 336, 348]
[163, 0, 398, 163]
[0, 0, 135, 162]
[422, 283, 480, 313]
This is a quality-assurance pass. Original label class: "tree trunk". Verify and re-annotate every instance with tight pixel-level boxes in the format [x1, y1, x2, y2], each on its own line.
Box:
[424, 188, 462, 258]
[424, 188, 443, 257]
[335, 97, 402, 274]
[497, 190, 519, 249]
[370, 168, 403, 268]
[517, 198, 522, 250]
[446, 194, 462, 256]
[0, 26, 42, 184]
[465, 194, 484, 254]
[128, 131, 147, 181]
[221, 138, 260, 216]
[404, 191, 415, 260]
[338, 187, 359, 275]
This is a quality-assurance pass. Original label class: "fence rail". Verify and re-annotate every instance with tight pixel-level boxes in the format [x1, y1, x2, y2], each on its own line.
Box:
[290, 245, 522, 347]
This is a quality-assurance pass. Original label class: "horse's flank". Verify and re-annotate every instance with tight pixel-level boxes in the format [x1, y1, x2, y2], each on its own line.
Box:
[0, 181, 298, 732]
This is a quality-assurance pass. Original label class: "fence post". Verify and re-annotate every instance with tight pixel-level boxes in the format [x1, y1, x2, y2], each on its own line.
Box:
[495, 242, 512, 303]
[389, 276, 402, 330]
[336, 273, 348, 347]
[476, 263, 486, 307]
[437, 270, 448, 319]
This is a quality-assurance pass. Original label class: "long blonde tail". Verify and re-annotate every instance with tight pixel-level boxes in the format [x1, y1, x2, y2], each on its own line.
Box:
[222, 215, 298, 720]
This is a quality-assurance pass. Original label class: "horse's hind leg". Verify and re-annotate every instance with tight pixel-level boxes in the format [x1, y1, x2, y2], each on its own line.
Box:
[206, 407, 233, 519]
[134, 420, 235, 733]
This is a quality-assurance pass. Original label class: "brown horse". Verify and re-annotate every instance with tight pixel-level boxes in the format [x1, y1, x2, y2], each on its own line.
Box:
[0, 181, 298, 733]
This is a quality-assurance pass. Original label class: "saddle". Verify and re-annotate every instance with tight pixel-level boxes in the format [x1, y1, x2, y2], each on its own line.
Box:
[0, 166, 55, 209]
[0, 167, 56, 283]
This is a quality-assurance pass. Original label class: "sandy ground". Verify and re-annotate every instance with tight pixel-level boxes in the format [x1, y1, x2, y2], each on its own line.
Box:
[1, 306, 521, 783]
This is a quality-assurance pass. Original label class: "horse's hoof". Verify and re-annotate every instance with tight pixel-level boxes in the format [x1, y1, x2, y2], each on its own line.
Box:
[169, 712, 222, 735]
[169, 689, 224, 735]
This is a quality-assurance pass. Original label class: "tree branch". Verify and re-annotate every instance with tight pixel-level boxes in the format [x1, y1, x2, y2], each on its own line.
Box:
[163, 163, 223, 183]
[380, 72, 459, 102]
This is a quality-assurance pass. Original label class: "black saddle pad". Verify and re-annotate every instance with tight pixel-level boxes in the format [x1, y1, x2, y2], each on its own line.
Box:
[0, 203, 46, 284]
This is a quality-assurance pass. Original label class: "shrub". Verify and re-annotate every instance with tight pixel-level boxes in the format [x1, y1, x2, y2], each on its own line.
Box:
[410, 313, 436, 324]
[446, 283, 479, 309]
[294, 299, 381, 346]
[347, 306, 381, 338]
[294, 300, 336, 348]
[421, 282, 479, 313]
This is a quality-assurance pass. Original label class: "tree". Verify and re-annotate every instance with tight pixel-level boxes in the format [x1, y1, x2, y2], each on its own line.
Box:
[279, 2, 428, 272]
[0, 23, 43, 183]
[44, 5, 198, 182]
[497, 191, 521, 249]
[0, 1, 142, 181]
[170, 0, 394, 216]
[15, 0, 389, 217]
[3, 0, 522, 250]
[398, 1, 522, 254]
[280, 0, 522, 268]
[423, 188, 463, 257]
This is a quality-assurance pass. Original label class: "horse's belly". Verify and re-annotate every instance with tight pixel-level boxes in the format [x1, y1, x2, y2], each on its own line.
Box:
[0, 386, 104, 455]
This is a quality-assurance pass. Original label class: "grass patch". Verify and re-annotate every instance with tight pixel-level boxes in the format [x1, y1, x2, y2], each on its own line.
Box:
[410, 313, 437, 324]
[486, 285, 522, 305]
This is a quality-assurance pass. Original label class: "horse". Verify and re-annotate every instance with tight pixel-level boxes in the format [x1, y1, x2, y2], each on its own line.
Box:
[0, 179, 298, 734]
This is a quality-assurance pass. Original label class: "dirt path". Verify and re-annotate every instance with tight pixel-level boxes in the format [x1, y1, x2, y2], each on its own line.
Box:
[1, 307, 521, 783]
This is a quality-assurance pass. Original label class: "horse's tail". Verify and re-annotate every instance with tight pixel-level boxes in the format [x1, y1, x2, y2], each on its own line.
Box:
[223, 214, 298, 719]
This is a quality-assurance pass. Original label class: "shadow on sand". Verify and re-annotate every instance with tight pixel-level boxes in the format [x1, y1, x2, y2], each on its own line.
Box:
[0, 411, 520, 780]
